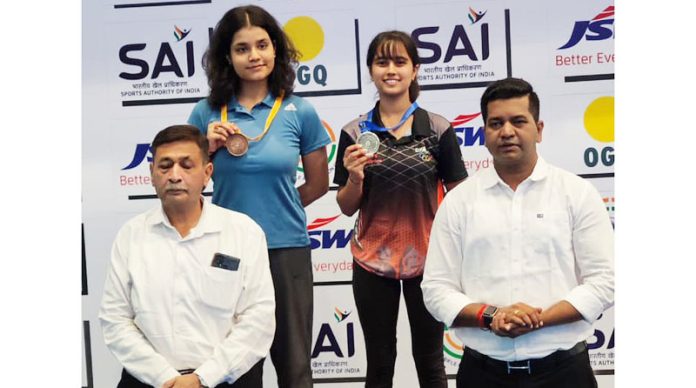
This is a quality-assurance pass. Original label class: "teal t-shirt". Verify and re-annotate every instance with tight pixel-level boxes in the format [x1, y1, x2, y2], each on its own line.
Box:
[188, 93, 330, 249]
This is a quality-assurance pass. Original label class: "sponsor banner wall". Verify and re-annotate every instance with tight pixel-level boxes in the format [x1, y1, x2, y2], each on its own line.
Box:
[83, 1, 614, 387]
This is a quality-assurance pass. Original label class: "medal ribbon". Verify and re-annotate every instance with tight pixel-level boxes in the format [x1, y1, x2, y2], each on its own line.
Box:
[359, 102, 419, 133]
[221, 92, 284, 142]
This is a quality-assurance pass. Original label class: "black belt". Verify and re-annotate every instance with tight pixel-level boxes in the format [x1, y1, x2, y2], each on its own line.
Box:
[463, 341, 587, 375]
[178, 369, 196, 375]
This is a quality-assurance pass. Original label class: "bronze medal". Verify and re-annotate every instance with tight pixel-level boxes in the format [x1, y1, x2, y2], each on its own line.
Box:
[226, 133, 249, 157]
[219, 93, 284, 157]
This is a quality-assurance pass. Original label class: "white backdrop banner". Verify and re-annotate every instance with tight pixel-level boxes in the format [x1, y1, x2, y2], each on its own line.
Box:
[83, 1, 614, 387]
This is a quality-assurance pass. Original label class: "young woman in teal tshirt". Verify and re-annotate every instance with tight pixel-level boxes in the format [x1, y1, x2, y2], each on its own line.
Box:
[188, 5, 330, 387]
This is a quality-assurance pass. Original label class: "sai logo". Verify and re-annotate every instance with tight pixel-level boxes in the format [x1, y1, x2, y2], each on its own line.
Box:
[559, 6, 615, 50]
[173, 25, 191, 42]
[334, 307, 351, 323]
[587, 313, 615, 351]
[468, 7, 486, 25]
[297, 120, 337, 173]
[452, 113, 485, 147]
[119, 26, 196, 80]
[412, 9, 490, 64]
[308, 215, 353, 250]
[312, 307, 355, 358]
[582, 96, 614, 168]
[284, 16, 328, 86]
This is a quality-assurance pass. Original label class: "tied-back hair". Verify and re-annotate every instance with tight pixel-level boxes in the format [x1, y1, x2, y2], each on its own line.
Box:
[151, 125, 210, 163]
[480, 77, 540, 123]
[204, 5, 298, 109]
[366, 30, 421, 103]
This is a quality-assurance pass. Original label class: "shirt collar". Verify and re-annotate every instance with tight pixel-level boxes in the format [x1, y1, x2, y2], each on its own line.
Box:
[146, 198, 222, 237]
[369, 101, 430, 138]
[481, 155, 550, 189]
[528, 156, 550, 182]
[228, 92, 276, 113]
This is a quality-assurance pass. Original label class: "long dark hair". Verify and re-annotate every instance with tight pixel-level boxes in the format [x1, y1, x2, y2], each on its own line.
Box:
[366, 30, 421, 102]
[203, 5, 298, 109]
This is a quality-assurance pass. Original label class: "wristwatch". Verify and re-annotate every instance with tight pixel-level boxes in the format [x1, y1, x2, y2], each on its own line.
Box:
[482, 305, 498, 329]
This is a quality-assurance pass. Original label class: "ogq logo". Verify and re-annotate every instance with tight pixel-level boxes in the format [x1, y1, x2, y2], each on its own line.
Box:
[284, 16, 328, 87]
[583, 96, 614, 168]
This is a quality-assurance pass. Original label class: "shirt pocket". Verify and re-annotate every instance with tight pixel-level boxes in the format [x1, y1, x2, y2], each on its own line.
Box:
[522, 210, 572, 275]
[198, 266, 243, 312]
[525, 210, 571, 251]
[519, 210, 573, 305]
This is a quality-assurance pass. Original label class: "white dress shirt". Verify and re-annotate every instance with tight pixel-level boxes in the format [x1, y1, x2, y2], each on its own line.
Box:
[422, 157, 613, 361]
[99, 200, 275, 387]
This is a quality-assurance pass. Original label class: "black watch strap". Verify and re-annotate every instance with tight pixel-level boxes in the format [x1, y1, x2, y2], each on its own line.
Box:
[482, 305, 498, 328]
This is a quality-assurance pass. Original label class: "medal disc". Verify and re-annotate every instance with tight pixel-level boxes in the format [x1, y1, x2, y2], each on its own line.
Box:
[226, 133, 249, 157]
[357, 132, 380, 154]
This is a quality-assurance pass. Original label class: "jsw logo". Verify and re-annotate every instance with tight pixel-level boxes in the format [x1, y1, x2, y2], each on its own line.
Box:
[452, 113, 485, 147]
[123, 144, 152, 170]
[559, 6, 614, 50]
[307, 215, 353, 250]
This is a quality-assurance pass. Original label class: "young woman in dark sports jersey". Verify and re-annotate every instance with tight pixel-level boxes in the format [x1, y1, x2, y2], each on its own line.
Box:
[334, 30, 468, 387]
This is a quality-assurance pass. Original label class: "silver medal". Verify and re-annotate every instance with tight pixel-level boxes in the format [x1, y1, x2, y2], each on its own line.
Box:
[357, 132, 380, 154]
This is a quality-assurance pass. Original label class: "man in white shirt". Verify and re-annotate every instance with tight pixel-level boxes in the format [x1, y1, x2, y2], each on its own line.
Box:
[100, 125, 275, 388]
[422, 78, 613, 388]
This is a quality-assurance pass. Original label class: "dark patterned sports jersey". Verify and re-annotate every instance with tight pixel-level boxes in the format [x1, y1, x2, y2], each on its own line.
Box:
[334, 104, 468, 279]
